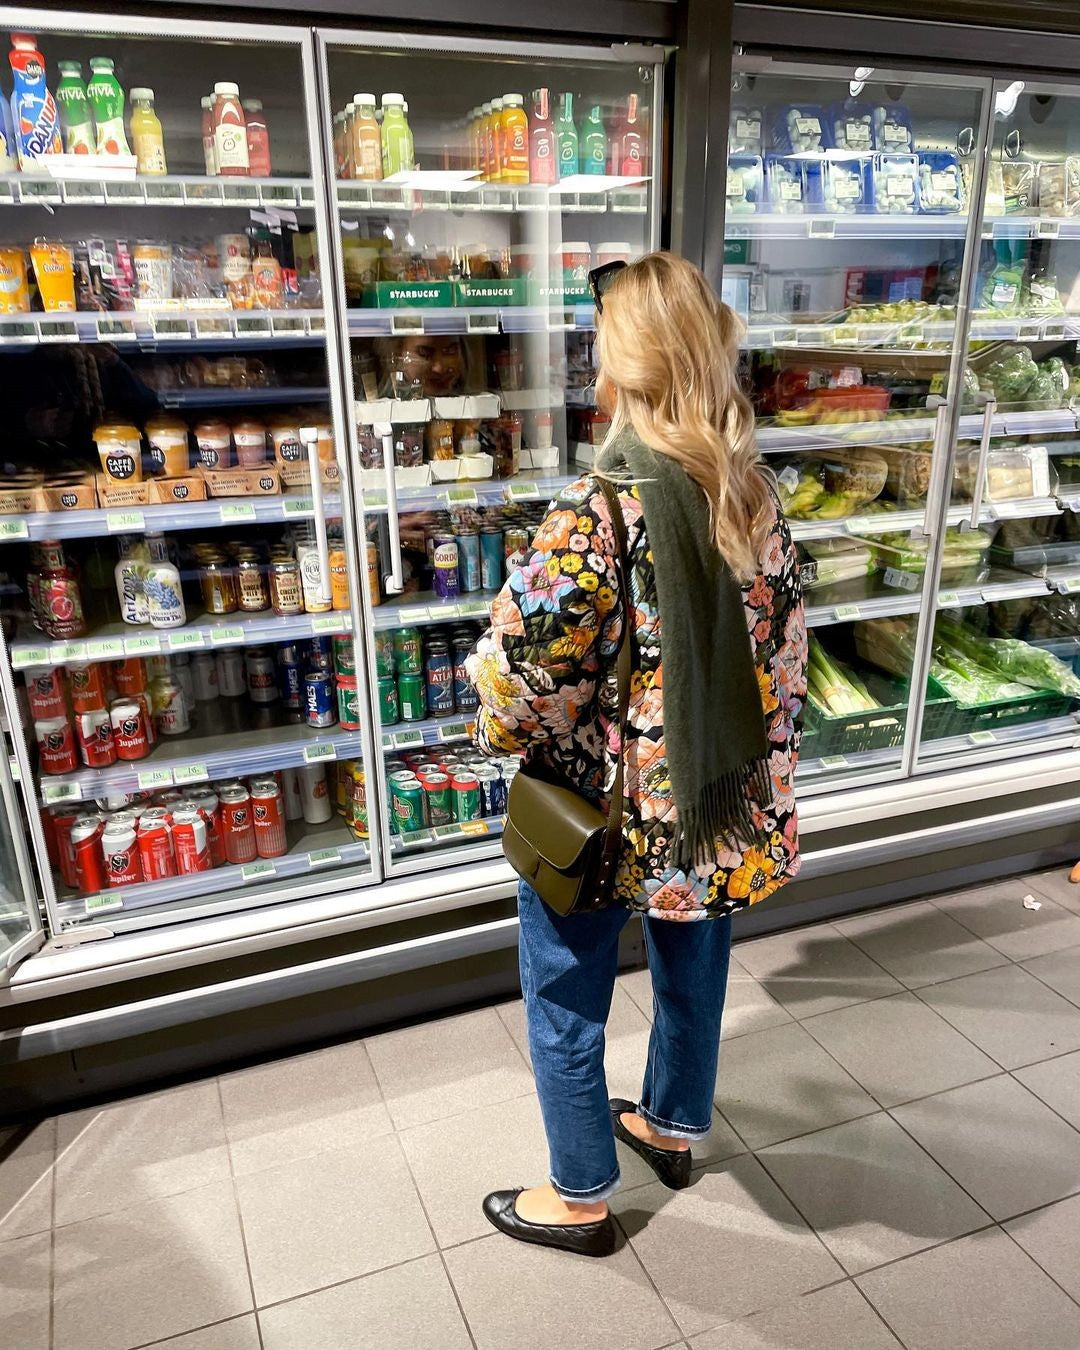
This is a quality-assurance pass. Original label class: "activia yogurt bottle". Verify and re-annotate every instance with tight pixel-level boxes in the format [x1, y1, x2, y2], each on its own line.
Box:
[86, 57, 131, 156]
[55, 61, 93, 155]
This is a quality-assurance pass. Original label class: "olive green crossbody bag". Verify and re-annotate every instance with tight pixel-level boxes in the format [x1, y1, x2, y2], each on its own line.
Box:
[502, 477, 633, 917]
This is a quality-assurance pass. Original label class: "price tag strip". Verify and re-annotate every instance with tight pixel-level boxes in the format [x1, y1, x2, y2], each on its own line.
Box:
[312, 614, 347, 634]
[304, 742, 337, 763]
[242, 860, 276, 881]
[210, 626, 244, 645]
[219, 502, 256, 523]
[87, 638, 126, 660]
[85, 893, 124, 915]
[137, 767, 174, 791]
[308, 847, 341, 868]
[107, 510, 145, 533]
[43, 780, 80, 805]
[173, 762, 209, 784]
[0, 519, 29, 540]
[124, 635, 161, 656]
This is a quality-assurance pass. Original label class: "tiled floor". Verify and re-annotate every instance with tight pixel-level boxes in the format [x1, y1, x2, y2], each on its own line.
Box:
[7, 867, 1080, 1348]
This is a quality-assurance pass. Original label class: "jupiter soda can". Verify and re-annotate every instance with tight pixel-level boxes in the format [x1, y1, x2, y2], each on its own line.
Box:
[424, 637, 455, 717]
[219, 783, 257, 864]
[250, 777, 287, 858]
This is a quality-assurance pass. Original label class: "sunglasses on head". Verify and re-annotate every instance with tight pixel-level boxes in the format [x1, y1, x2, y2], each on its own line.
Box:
[588, 259, 628, 313]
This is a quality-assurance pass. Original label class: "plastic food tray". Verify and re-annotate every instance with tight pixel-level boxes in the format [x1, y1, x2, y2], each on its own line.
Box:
[942, 686, 1075, 737]
[803, 671, 952, 756]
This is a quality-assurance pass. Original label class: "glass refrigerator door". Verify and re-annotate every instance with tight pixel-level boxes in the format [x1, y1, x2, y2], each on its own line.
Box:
[0, 12, 379, 934]
[724, 59, 988, 790]
[0, 752, 45, 970]
[318, 32, 661, 870]
[916, 78, 1080, 768]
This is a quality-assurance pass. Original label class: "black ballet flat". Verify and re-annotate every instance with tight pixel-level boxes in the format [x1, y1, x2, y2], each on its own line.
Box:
[482, 1189, 616, 1258]
[610, 1098, 693, 1190]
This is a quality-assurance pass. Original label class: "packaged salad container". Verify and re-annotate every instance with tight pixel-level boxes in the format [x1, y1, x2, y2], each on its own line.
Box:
[729, 106, 764, 155]
[765, 154, 809, 214]
[872, 103, 914, 153]
[954, 444, 1052, 502]
[727, 155, 764, 215]
[772, 104, 828, 153]
[828, 102, 874, 152]
[821, 153, 873, 213]
[918, 151, 966, 214]
[1037, 158, 1080, 216]
[873, 153, 919, 214]
[1001, 160, 1036, 214]
[873, 526, 994, 590]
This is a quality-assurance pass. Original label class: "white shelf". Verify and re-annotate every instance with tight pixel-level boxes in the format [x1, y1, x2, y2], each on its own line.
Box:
[0, 172, 314, 209]
[359, 473, 569, 515]
[725, 212, 1080, 242]
[347, 307, 594, 339]
[743, 314, 1079, 353]
[390, 812, 506, 855]
[380, 715, 476, 752]
[797, 744, 903, 780]
[0, 308, 325, 351]
[805, 591, 923, 628]
[757, 407, 1079, 453]
[374, 590, 494, 631]
[11, 610, 351, 671]
[337, 180, 647, 215]
[790, 510, 927, 541]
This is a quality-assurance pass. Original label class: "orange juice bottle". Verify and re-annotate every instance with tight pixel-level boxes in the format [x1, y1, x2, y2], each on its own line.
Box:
[351, 93, 382, 181]
[487, 97, 503, 182]
[499, 93, 530, 184]
[477, 101, 492, 180]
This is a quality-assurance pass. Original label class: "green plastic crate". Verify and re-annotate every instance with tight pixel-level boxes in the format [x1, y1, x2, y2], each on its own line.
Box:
[804, 671, 952, 758]
[941, 686, 1075, 738]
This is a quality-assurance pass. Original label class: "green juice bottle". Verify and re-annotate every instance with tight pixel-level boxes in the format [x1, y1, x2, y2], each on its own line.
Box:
[555, 92, 579, 178]
[55, 61, 94, 155]
[581, 103, 607, 176]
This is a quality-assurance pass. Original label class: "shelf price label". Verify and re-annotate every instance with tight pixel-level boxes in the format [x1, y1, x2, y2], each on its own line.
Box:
[1060, 576, 1080, 594]
[124, 635, 161, 656]
[0, 519, 28, 540]
[312, 614, 345, 634]
[819, 755, 849, 769]
[106, 510, 145, 533]
[85, 893, 124, 915]
[833, 605, 862, 621]
[380, 733, 393, 751]
[391, 729, 425, 749]
[307, 847, 341, 868]
[242, 860, 276, 881]
[456, 601, 489, 619]
[210, 626, 244, 646]
[168, 630, 206, 650]
[507, 482, 540, 501]
[283, 497, 314, 515]
[437, 722, 468, 744]
[304, 743, 337, 763]
[969, 730, 996, 746]
[445, 486, 478, 506]
[42, 781, 79, 804]
[219, 502, 256, 523]
[938, 591, 961, 608]
[362, 489, 388, 509]
[11, 646, 48, 670]
[173, 762, 209, 784]
[87, 638, 126, 660]
[397, 605, 430, 624]
[137, 768, 174, 790]
[51, 642, 87, 663]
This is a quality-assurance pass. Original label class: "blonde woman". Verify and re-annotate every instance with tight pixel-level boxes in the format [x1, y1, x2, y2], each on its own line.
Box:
[467, 251, 807, 1257]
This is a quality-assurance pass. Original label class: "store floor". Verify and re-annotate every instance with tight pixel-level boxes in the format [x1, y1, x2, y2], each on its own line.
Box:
[10, 867, 1080, 1348]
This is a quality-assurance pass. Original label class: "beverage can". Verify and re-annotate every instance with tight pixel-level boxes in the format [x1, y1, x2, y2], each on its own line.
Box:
[420, 770, 454, 827]
[110, 699, 150, 761]
[250, 778, 287, 858]
[216, 647, 246, 698]
[398, 673, 426, 722]
[190, 652, 219, 702]
[333, 635, 356, 678]
[154, 679, 190, 736]
[336, 676, 360, 730]
[189, 790, 225, 867]
[433, 535, 460, 599]
[77, 708, 116, 768]
[36, 716, 78, 774]
[305, 635, 332, 673]
[504, 527, 530, 574]
[329, 544, 350, 611]
[237, 557, 270, 612]
[377, 676, 399, 726]
[298, 763, 332, 824]
[456, 531, 481, 593]
[304, 672, 336, 727]
[68, 661, 107, 714]
[390, 774, 427, 835]
[245, 649, 279, 704]
[49, 806, 80, 888]
[276, 643, 303, 709]
[71, 815, 105, 894]
[280, 766, 303, 821]
[171, 806, 212, 873]
[137, 816, 176, 880]
[451, 636, 479, 713]
[347, 763, 368, 838]
[424, 640, 455, 717]
[392, 627, 422, 676]
[373, 631, 395, 680]
[366, 540, 381, 608]
[475, 764, 508, 816]
[451, 771, 483, 822]
[479, 527, 503, 591]
[219, 783, 257, 864]
[112, 656, 148, 697]
[199, 557, 239, 615]
[102, 824, 143, 888]
[25, 666, 66, 720]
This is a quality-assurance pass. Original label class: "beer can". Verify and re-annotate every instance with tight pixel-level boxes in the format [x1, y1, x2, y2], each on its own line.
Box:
[50, 806, 80, 888]
[237, 556, 270, 613]
[398, 673, 426, 722]
[68, 661, 107, 714]
[480, 527, 504, 591]
[304, 672, 336, 728]
[25, 666, 66, 720]
[245, 648, 279, 704]
[504, 527, 530, 574]
[451, 771, 482, 822]
[304, 636, 330, 674]
[392, 627, 422, 676]
[250, 778, 288, 858]
[110, 699, 150, 761]
[270, 559, 304, 616]
[433, 534, 460, 599]
[138, 816, 176, 880]
[333, 635, 356, 678]
[298, 763, 333, 824]
[366, 539, 381, 608]
[336, 676, 360, 730]
[112, 656, 148, 698]
[77, 708, 117, 769]
[456, 530, 481, 593]
[424, 639, 455, 717]
[376, 676, 400, 726]
[218, 783, 257, 864]
[277, 644, 303, 709]
[280, 766, 303, 821]
[348, 763, 368, 838]
[199, 558, 239, 614]
[334, 760, 349, 815]
[171, 807, 212, 873]
[217, 647, 246, 698]
[390, 773, 427, 834]
[37, 716, 79, 774]
[132, 690, 157, 747]
[153, 679, 190, 736]
[189, 790, 225, 867]
[71, 815, 105, 893]
[420, 770, 454, 827]
[191, 653, 219, 702]
[373, 631, 395, 680]
[102, 824, 143, 888]
[475, 764, 508, 817]
[451, 636, 479, 713]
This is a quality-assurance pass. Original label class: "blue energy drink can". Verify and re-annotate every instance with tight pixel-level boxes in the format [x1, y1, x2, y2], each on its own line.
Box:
[277, 642, 303, 709]
[306, 635, 333, 673]
[304, 672, 336, 727]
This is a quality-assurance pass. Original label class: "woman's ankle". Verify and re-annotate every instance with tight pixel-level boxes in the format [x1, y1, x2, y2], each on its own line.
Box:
[620, 1110, 691, 1151]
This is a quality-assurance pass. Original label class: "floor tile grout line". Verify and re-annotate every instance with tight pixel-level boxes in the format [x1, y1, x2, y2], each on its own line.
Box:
[127, 1313, 258, 1350]
[214, 1078, 263, 1347]
[848, 1276, 910, 1348]
[252, 1248, 438, 1317]
[996, 1218, 1080, 1315]
[493, 1002, 535, 1074]
[1005, 1066, 1080, 1141]
[606, 1207, 688, 1343]
[1016, 955, 1080, 1013]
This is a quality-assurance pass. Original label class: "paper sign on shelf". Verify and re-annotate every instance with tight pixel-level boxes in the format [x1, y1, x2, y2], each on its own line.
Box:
[938, 592, 960, 608]
[283, 497, 314, 514]
[11, 647, 47, 670]
[507, 482, 541, 501]
[168, 630, 206, 650]
[445, 486, 478, 506]
[85, 893, 124, 915]
[42, 781, 79, 804]
[819, 755, 849, 769]
[969, 730, 996, 745]
[397, 606, 430, 624]
[392, 729, 425, 749]
[0, 519, 29, 540]
[124, 635, 161, 656]
[51, 642, 87, 662]
[87, 638, 126, 660]
[307, 847, 341, 867]
[312, 614, 345, 634]
[833, 605, 862, 621]
[220, 503, 256, 523]
[437, 722, 468, 743]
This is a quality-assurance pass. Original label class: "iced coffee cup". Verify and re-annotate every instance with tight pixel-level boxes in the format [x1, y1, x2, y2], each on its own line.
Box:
[29, 239, 76, 313]
[145, 417, 190, 476]
[94, 422, 144, 483]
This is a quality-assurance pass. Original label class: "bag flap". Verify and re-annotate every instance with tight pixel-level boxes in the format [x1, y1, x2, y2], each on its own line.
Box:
[507, 765, 608, 872]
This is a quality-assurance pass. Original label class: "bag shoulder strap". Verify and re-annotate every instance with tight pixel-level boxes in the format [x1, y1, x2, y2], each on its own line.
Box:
[593, 475, 633, 841]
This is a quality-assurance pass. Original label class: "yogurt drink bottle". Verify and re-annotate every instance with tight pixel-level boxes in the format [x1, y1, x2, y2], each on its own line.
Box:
[86, 57, 131, 156]
[55, 61, 94, 155]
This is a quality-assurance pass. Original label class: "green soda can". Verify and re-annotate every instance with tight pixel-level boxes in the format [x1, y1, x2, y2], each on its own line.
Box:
[390, 773, 427, 834]
[393, 626, 423, 675]
[337, 677, 360, 729]
[377, 676, 400, 725]
[333, 635, 356, 677]
[398, 673, 427, 721]
[373, 631, 395, 679]
[450, 770, 482, 822]
[420, 770, 454, 827]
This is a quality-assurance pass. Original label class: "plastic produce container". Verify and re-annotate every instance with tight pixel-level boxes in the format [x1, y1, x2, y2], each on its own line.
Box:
[729, 106, 764, 155]
[873, 154, 919, 214]
[828, 102, 874, 152]
[765, 154, 810, 214]
[953, 444, 1052, 502]
[1037, 158, 1080, 217]
[727, 155, 764, 215]
[821, 153, 873, 213]
[1002, 160, 1036, 214]
[772, 104, 828, 153]
[918, 151, 966, 214]
[872, 103, 915, 152]
[803, 670, 953, 756]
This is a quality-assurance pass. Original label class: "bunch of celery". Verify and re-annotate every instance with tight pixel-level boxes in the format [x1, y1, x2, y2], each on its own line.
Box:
[808, 636, 879, 715]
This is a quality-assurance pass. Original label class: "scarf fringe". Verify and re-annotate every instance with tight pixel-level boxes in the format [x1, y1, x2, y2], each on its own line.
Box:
[670, 760, 773, 873]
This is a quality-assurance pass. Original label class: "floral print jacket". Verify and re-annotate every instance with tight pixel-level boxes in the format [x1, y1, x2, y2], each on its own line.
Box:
[466, 475, 807, 920]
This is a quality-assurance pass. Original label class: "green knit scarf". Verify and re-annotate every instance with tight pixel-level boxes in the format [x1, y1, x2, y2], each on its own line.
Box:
[596, 430, 770, 871]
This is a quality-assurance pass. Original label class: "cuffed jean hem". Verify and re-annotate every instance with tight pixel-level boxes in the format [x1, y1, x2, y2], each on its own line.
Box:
[550, 1164, 621, 1204]
[638, 1104, 712, 1140]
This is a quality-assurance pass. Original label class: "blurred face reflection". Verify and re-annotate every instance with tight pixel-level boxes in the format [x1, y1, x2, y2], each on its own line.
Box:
[401, 336, 465, 395]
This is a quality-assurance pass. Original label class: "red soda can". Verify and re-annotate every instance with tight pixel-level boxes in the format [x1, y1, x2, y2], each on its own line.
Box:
[36, 717, 79, 774]
[171, 807, 212, 873]
[112, 657, 148, 697]
[219, 783, 257, 864]
[101, 824, 143, 888]
[68, 662, 108, 714]
[25, 666, 66, 720]
[71, 815, 105, 894]
[77, 708, 117, 769]
[250, 777, 287, 858]
[51, 806, 80, 888]
[40, 805, 58, 866]
[110, 700, 150, 761]
[137, 816, 176, 880]
[189, 790, 225, 867]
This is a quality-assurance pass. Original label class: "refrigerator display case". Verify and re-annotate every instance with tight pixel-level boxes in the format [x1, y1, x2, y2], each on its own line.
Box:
[724, 54, 1080, 797]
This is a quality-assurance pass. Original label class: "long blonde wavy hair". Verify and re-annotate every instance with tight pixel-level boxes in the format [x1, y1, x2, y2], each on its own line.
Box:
[595, 251, 772, 580]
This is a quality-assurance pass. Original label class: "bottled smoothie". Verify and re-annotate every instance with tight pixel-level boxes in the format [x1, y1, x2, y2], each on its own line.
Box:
[582, 103, 608, 176]
[55, 62, 93, 156]
[487, 96, 503, 182]
[213, 82, 248, 176]
[86, 57, 131, 156]
[201, 94, 216, 175]
[555, 91, 579, 178]
[499, 94, 529, 184]
[478, 101, 492, 179]
[351, 94, 381, 181]
[9, 33, 61, 169]
[529, 88, 557, 186]
[381, 93, 412, 178]
[129, 88, 167, 175]
[243, 98, 271, 177]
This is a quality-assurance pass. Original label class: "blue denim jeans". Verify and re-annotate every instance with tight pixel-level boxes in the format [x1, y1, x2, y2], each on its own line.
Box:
[518, 879, 733, 1203]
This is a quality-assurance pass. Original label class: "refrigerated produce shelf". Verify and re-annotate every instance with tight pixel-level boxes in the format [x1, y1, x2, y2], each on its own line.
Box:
[155, 387, 331, 410]
[10, 610, 352, 671]
[390, 813, 506, 855]
[939, 572, 1061, 608]
[63, 818, 368, 924]
[743, 315, 1080, 353]
[0, 309, 326, 352]
[790, 511, 927, 541]
[797, 744, 905, 780]
[359, 473, 570, 515]
[757, 408, 1079, 453]
[726, 213, 971, 241]
[7, 494, 342, 542]
[337, 180, 648, 215]
[373, 590, 495, 631]
[380, 716, 475, 751]
[37, 721, 360, 806]
[919, 715, 1080, 762]
[0, 172, 315, 210]
[804, 586, 923, 628]
[346, 307, 595, 338]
